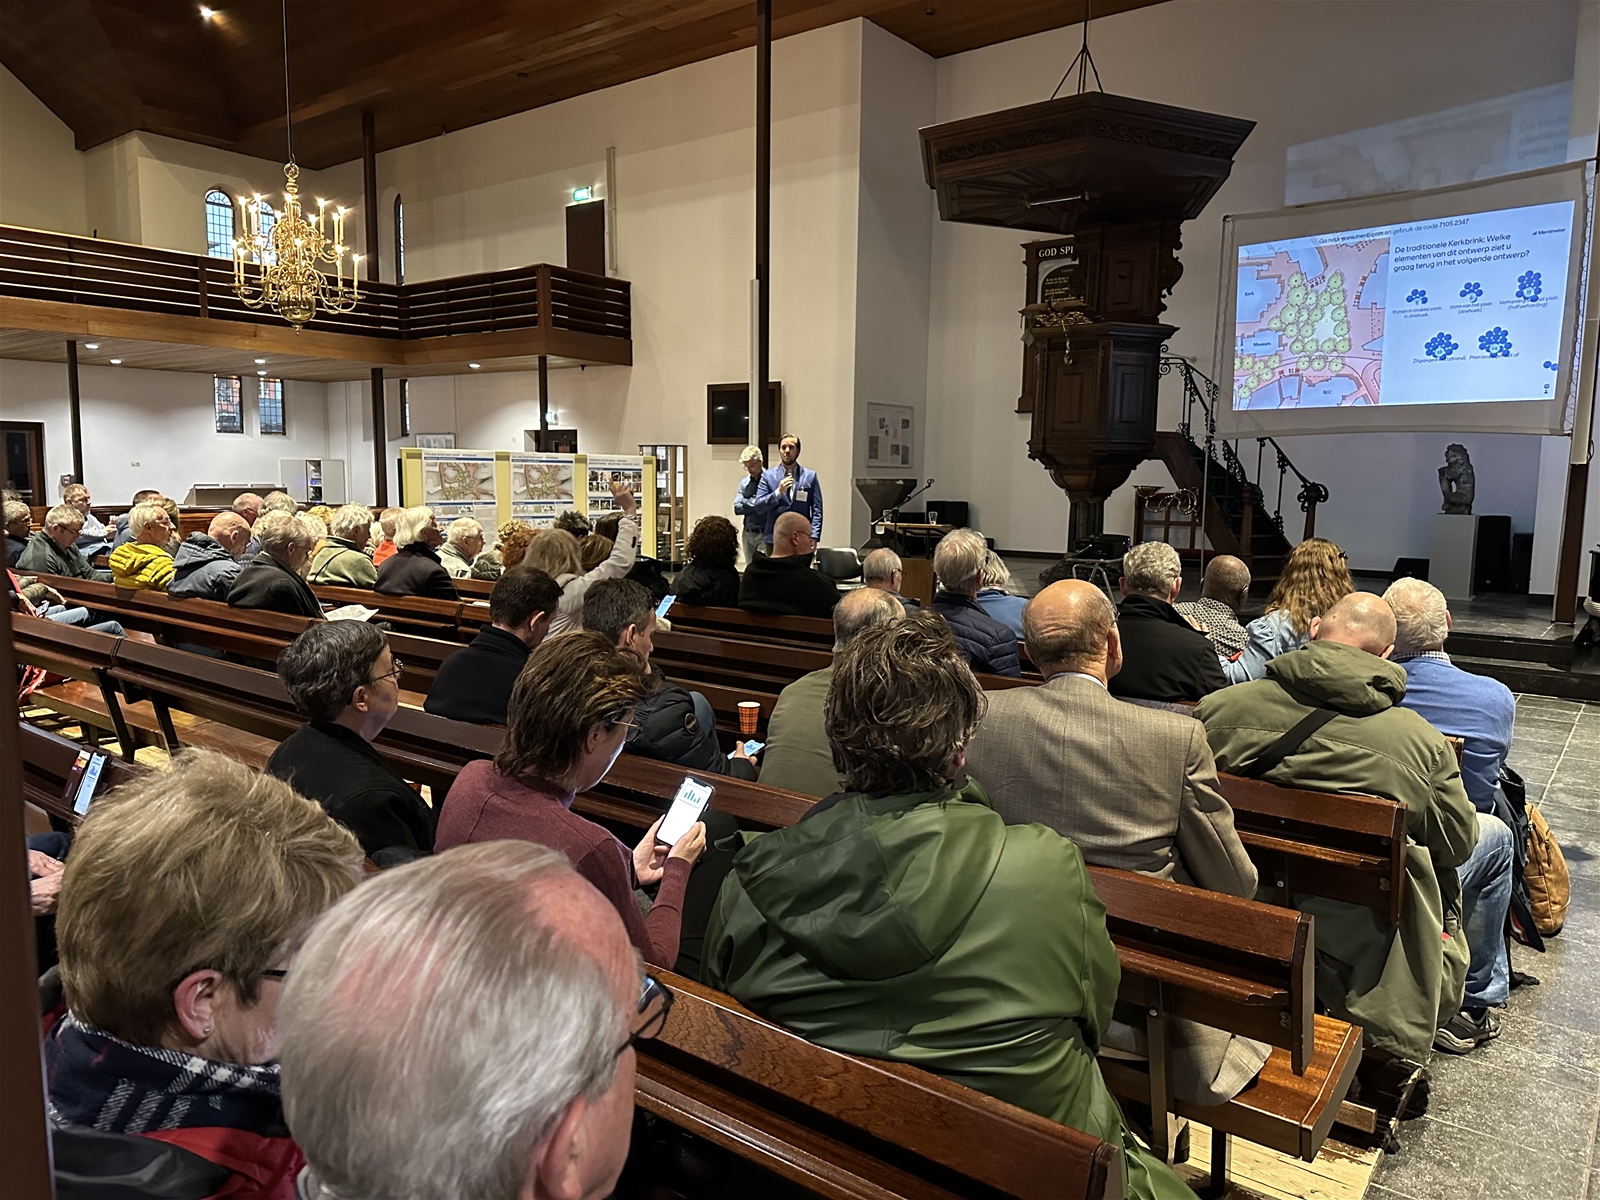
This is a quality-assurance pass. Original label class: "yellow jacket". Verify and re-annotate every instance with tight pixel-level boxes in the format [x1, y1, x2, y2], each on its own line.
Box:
[109, 542, 175, 591]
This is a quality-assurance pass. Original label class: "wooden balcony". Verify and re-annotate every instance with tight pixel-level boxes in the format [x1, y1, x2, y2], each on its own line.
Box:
[0, 224, 630, 381]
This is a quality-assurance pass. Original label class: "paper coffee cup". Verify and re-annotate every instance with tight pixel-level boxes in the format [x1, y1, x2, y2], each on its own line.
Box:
[737, 700, 761, 735]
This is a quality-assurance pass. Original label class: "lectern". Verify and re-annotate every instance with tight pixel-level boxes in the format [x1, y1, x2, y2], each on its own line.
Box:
[920, 93, 1254, 549]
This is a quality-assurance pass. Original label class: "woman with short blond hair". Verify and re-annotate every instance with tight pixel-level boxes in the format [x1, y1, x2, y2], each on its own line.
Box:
[228, 511, 323, 617]
[46, 750, 363, 1197]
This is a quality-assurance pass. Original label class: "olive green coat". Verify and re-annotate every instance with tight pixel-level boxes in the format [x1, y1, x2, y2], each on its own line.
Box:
[306, 537, 377, 588]
[1195, 641, 1477, 1062]
[703, 779, 1196, 1200]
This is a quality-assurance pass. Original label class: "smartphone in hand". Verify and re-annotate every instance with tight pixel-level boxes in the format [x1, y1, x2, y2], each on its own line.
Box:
[657, 776, 714, 845]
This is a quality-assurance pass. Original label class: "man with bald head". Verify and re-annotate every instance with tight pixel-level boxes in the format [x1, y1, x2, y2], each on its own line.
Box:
[279, 841, 649, 1200]
[738, 509, 840, 617]
[1198, 593, 1482, 1111]
[860, 546, 920, 609]
[760, 587, 904, 797]
[966, 579, 1268, 1107]
[169, 511, 253, 601]
[1177, 554, 1252, 659]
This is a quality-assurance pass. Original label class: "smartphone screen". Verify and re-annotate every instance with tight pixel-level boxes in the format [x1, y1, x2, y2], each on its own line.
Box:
[727, 739, 765, 758]
[657, 776, 714, 845]
[71, 751, 108, 816]
[656, 594, 676, 620]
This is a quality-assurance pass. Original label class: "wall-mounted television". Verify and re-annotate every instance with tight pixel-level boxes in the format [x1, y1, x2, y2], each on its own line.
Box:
[707, 382, 782, 447]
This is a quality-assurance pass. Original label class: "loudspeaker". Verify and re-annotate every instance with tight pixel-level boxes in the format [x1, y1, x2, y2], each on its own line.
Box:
[1392, 557, 1429, 581]
[925, 500, 969, 527]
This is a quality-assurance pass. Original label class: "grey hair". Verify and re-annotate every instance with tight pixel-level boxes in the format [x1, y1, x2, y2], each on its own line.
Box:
[329, 504, 374, 541]
[127, 501, 168, 537]
[932, 528, 987, 594]
[3, 499, 31, 528]
[1383, 577, 1450, 656]
[262, 491, 299, 515]
[394, 506, 436, 547]
[738, 444, 763, 465]
[1122, 541, 1182, 597]
[980, 550, 1013, 593]
[833, 587, 903, 650]
[256, 511, 318, 560]
[45, 504, 84, 530]
[861, 547, 902, 584]
[278, 842, 623, 1200]
[277, 622, 388, 722]
[446, 516, 484, 547]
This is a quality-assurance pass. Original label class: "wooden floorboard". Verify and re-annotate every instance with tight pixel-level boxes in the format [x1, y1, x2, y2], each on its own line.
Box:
[1173, 1125, 1379, 1200]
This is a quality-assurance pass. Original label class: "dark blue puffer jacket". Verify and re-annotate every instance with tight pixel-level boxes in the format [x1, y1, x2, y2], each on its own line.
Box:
[167, 534, 244, 602]
[931, 591, 1021, 677]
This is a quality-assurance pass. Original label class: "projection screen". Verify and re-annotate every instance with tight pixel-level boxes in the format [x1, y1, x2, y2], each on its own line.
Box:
[1213, 160, 1593, 438]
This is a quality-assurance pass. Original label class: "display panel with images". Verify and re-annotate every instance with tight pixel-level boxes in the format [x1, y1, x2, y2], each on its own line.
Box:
[421, 449, 499, 541]
[586, 454, 645, 515]
[865, 404, 915, 468]
[509, 452, 577, 528]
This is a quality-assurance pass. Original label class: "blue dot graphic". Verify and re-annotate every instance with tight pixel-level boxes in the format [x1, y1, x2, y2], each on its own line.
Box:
[1425, 332, 1459, 361]
[1542, 360, 1559, 371]
[1459, 281, 1483, 301]
[1515, 271, 1543, 302]
[1478, 327, 1512, 358]
[1406, 288, 1428, 305]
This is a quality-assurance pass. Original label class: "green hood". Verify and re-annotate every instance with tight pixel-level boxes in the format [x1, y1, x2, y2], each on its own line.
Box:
[730, 779, 1005, 981]
[1265, 640, 1406, 716]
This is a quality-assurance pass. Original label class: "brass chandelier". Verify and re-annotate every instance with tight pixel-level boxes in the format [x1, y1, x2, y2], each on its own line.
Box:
[231, 0, 359, 330]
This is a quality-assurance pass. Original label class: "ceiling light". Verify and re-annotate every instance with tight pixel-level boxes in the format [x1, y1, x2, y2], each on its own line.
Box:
[257, 369, 267, 376]
[199, 5, 215, 18]
[572, 186, 592, 203]
[109, 358, 123, 364]
[254, 357, 267, 364]
[84, 342, 99, 350]
[469, 362, 481, 369]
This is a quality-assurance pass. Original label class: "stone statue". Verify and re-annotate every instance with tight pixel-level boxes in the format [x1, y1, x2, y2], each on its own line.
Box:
[1439, 443, 1475, 514]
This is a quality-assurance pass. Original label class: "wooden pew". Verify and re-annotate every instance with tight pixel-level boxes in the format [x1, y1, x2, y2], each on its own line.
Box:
[637, 968, 1125, 1200]
[17, 720, 146, 826]
[10, 615, 139, 758]
[666, 604, 837, 648]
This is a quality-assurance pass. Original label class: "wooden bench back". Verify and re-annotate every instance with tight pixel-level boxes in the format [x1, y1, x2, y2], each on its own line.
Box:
[667, 604, 837, 647]
[17, 720, 146, 825]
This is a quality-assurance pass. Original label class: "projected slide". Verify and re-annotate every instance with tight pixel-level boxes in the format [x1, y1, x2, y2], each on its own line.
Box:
[1233, 200, 1575, 411]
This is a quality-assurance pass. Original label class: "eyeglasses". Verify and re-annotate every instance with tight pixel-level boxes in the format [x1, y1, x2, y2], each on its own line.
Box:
[613, 974, 674, 1062]
[608, 713, 642, 743]
[369, 656, 405, 685]
[260, 968, 288, 980]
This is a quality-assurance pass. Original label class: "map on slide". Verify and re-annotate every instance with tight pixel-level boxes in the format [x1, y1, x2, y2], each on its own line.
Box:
[1235, 238, 1388, 409]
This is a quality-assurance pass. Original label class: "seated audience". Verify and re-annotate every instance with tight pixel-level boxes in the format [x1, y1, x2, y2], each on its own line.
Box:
[18, 504, 111, 581]
[703, 613, 1193, 1200]
[578, 532, 614, 574]
[673, 514, 742, 608]
[278, 842, 646, 1200]
[426, 566, 561, 724]
[758, 588, 902, 797]
[584, 578, 757, 780]
[1111, 541, 1226, 702]
[5, 499, 32, 566]
[63, 484, 110, 556]
[155, 496, 184, 554]
[975, 550, 1025, 635]
[524, 483, 640, 634]
[1221, 536, 1352, 682]
[1197, 594, 1480, 1109]
[45, 751, 362, 1198]
[371, 507, 402, 565]
[438, 516, 485, 578]
[1385, 577, 1517, 1053]
[436, 630, 731, 976]
[374, 506, 459, 600]
[228, 511, 323, 617]
[268, 621, 436, 863]
[553, 509, 592, 537]
[469, 518, 537, 580]
[261, 491, 299, 515]
[738, 511, 840, 618]
[8, 567, 125, 635]
[307, 503, 377, 587]
[232, 492, 264, 556]
[860, 546, 921, 609]
[169, 512, 252, 601]
[108, 489, 161, 550]
[965, 580, 1265, 1105]
[1176, 554, 1252, 659]
[108, 501, 176, 591]
[929, 527, 1020, 676]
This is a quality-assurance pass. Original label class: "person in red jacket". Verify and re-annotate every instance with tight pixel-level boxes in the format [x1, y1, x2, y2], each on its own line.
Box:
[45, 750, 364, 1200]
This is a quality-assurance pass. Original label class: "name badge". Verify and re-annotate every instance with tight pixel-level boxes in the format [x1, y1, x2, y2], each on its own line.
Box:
[795, 489, 809, 503]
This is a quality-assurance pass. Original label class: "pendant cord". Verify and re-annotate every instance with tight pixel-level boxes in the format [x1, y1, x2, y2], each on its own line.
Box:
[1050, 0, 1103, 100]
[282, 0, 294, 164]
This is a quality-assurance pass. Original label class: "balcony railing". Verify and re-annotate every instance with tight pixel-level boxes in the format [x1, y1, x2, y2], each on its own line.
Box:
[0, 225, 630, 346]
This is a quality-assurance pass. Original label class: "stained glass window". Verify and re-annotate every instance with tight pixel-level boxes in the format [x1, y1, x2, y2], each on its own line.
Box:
[214, 375, 242, 434]
[259, 378, 285, 436]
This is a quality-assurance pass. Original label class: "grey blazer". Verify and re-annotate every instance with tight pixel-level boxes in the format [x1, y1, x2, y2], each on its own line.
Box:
[965, 673, 1257, 898]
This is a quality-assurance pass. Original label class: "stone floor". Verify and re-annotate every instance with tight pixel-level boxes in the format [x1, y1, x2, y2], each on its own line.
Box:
[1369, 696, 1600, 1200]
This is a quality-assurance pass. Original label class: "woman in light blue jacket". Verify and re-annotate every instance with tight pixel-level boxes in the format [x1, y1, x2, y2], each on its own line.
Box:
[1220, 537, 1353, 682]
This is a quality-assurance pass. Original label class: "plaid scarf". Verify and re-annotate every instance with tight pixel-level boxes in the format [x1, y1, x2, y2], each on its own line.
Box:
[46, 1012, 289, 1138]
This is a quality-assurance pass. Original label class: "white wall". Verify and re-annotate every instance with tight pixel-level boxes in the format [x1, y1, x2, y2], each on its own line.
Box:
[0, 65, 88, 235]
[924, 0, 1583, 565]
[0, 357, 329, 504]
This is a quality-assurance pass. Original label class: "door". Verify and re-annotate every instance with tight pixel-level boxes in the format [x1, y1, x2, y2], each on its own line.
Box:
[1, 422, 47, 506]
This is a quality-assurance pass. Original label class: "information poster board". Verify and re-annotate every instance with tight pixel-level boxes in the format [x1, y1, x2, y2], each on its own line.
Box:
[585, 454, 646, 516]
[421, 449, 499, 541]
[508, 452, 578, 528]
[865, 404, 915, 468]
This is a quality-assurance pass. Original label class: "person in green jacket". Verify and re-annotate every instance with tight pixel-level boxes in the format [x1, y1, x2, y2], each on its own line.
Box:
[306, 503, 378, 589]
[1196, 593, 1478, 1080]
[703, 611, 1197, 1200]
[16, 504, 111, 581]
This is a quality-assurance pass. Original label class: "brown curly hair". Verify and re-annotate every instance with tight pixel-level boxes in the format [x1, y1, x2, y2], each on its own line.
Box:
[686, 515, 738, 566]
[1264, 537, 1354, 634]
[825, 610, 987, 797]
[496, 520, 538, 569]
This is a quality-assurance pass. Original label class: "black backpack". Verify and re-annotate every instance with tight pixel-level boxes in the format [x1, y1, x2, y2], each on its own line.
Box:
[1494, 764, 1545, 953]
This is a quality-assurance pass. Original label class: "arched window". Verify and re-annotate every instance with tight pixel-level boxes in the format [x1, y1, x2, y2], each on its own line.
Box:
[204, 189, 235, 258]
[393, 193, 406, 285]
[257, 201, 278, 264]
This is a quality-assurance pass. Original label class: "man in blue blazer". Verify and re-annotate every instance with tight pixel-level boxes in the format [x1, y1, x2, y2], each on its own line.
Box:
[750, 433, 823, 550]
